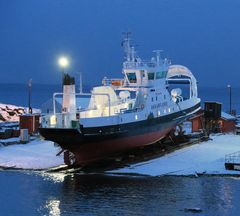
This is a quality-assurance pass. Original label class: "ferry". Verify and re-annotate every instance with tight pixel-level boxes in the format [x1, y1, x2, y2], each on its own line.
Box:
[39, 35, 201, 166]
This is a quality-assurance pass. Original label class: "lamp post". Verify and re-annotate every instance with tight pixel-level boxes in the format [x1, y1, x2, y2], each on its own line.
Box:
[227, 84, 232, 114]
[58, 57, 69, 85]
[28, 79, 32, 114]
[79, 72, 83, 93]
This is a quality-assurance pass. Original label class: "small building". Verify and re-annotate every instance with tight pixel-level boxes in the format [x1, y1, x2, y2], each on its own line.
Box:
[188, 110, 205, 133]
[19, 114, 40, 135]
[219, 112, 236, 133]
[186, 110, 236, 134]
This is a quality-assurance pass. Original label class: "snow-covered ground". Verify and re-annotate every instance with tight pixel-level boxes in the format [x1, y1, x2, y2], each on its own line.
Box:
[110, 134, 240, 176]
[0, 134, 240, 175]
[0, 139, 63, 169]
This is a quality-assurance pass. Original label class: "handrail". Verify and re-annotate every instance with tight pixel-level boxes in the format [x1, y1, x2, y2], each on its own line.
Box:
[225, 151, 240, 163]
[53, 92, 111, 116]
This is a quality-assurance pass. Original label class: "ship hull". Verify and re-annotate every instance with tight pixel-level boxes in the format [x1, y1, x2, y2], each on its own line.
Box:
[39, 103, 200, 165]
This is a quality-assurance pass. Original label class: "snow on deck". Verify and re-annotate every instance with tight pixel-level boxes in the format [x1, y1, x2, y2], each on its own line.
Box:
[110, 134, 240, 176]
[0, 139, 63, 169]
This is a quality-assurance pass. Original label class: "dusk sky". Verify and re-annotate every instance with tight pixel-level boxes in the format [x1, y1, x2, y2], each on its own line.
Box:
[1, 0, 240, 87]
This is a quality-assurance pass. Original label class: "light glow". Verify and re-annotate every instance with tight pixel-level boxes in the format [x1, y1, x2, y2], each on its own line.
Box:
[58, 57, 69, 68]
[50, 115, 57, 125]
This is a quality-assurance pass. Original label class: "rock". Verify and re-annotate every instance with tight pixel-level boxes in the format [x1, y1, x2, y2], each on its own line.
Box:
[0, 113, 6, 122]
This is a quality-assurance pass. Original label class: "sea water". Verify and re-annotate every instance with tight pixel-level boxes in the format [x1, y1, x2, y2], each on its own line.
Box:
[0, 171, 240, 216]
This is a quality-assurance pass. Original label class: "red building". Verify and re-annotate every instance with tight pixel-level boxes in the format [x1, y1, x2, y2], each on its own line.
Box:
[19, 114, 40, 135]
[219, 112, 236, 133]
[187, 110, 236, 133]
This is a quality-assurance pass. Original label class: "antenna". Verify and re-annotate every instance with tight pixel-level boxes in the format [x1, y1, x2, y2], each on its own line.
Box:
[153, 50, 163, 64]
[122, 32, 133, 62]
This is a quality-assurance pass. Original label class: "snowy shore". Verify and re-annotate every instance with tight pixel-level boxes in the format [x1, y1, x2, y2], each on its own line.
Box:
[0, 134, 240, 176]
[110, 134, 240, 176]
[0, 139, 63, 169]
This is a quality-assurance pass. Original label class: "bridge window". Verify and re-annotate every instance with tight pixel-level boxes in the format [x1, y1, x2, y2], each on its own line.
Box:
[156, 71, 168, 79]
[156, 72, 162, 79]
[148, 72, 155, 80]
[127, 73, 137, 83]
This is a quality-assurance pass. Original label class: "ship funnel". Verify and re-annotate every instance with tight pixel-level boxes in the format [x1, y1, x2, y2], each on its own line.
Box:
[62, 73, 76, 114]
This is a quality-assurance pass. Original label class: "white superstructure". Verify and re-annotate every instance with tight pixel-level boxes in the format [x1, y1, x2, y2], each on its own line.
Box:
[41, 35, 200, 129]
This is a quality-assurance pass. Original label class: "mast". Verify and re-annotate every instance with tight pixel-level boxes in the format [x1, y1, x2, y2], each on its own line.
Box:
[122, 32, 136, 62]
[153, 50, 163, 65]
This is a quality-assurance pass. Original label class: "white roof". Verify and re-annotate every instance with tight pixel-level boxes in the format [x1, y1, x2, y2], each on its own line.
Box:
[167, 65, 194, 79]
[221, 111, 236, 120]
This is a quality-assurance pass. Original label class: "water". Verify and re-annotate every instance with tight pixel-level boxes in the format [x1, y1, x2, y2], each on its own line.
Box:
[0, 171, 239, 216]
[0, 83, 62, 108]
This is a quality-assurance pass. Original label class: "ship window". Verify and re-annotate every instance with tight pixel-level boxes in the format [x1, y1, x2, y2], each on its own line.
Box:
[152, 97, 154, 102]
[156, 72, 162, 79]
[156, 71, 167, 79]
[163, 71, 168, 77]
[148, 72, 155, 80]
[168, 108, 171, 113]
[127, 73, 137, 83]
[156, 96, 158, 101]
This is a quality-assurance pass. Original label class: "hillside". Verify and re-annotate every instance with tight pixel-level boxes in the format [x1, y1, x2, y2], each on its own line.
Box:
[0, 103, 40, 122]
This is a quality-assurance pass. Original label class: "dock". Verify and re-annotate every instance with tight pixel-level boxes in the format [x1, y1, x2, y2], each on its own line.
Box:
[225, 151, 240, 171]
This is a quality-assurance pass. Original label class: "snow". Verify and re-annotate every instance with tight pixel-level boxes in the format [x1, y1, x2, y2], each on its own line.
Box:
[110, 134, 240, 176]
[0, 103, 40, 122]
[0, 139, 63, 169]
[0, 137, 20, 143]
[0, 134, 240, 175]
[221, 111, 236, 120]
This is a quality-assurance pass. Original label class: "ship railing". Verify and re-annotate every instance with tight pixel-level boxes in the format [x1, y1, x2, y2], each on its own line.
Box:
[53, 92, 111, 116]
[102, 78, 125, 87]
[225, 151, 240, 164]
[123, 62, 156, 68]
[40, 92, 112, 129]
[41, 112, 78, 129]
[123, 59, 169, 69]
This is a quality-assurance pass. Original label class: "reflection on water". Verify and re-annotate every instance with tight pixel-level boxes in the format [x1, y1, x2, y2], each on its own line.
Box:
[45, 199, 61, 216]
[0, 171, 240, 216]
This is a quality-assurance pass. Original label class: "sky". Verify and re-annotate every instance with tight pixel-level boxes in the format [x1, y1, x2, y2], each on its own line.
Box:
[0, 0, 240, 87]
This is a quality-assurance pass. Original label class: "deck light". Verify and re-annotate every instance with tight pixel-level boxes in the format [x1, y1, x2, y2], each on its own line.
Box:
[50, 115, 57, 125]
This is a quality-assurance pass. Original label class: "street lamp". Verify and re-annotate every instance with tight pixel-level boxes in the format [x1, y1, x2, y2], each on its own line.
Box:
[58, 57, 69, 85]
[58, 57, 69, 69]
[227, 84, 232, 114]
